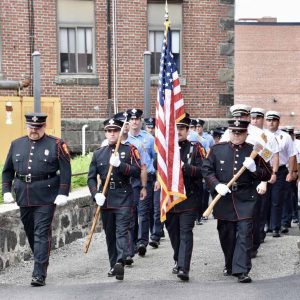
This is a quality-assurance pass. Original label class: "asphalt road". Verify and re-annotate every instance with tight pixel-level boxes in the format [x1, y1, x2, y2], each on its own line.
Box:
[1, 217, 300, 300]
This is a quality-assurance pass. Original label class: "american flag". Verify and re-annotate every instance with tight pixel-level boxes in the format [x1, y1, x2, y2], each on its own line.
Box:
[155, 16, 186, 222]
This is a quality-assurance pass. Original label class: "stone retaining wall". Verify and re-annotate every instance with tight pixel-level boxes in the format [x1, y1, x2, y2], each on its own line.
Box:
[0, 188, 101, 271]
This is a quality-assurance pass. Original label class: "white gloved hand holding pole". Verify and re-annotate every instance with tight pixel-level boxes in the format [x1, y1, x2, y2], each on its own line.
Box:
[243, 157, 256, 172]
[109, 153, 121, 167]
[215, 184, 231, 196]
[54, 195, 68, 206]
[3, 192, 15, 204]
[95, 193, 106, 206]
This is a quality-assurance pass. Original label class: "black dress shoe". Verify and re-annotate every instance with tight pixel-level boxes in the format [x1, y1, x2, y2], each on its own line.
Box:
[177, 270, 189, 281]
[31, 276, 45, 286]
[237, 273, 252, 283]
[272, 231, 280, 237]
[114, 263, 124, 280]
[251, 249, 258, 258]
[108, 267, 116, 277]
[195, 219, 203, 225]
[149, 240, 159, 248]
[137, 244, 147, 256]
[281, 226, 289, 234]
[125, 256, 134, 266]
[172, 261, 179, 274]
[223, 267, 232, 276]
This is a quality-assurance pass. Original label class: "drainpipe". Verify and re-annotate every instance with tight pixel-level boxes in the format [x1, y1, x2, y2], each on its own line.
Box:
[107, 0, 112, 117]
[82, 124, 89, 156]
[28, 0, 35, 96]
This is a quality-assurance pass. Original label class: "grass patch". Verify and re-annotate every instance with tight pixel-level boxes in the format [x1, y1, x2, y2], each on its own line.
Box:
[0, 154, 92, 205]
[71, 153, 92, 190]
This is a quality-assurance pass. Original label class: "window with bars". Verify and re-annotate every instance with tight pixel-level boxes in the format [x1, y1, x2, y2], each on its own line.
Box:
[59, 27, 93, 73]
[148, 2, 182, 75]
[149, 30, 180, 74]
[58, 0, 94, 74]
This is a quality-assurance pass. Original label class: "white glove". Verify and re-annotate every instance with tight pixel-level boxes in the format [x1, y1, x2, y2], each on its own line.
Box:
[243, 157, 256, 172]
[3, 192, 14, 204]
[54, 195, 68, 206]
[95, 193, 106, 206]
[215, 184, 231, 196]
[110, 153, 121, 167]
[256, 181, 267, 195]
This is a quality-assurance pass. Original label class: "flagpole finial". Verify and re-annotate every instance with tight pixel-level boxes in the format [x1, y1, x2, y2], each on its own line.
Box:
[164, 0, 169, 21]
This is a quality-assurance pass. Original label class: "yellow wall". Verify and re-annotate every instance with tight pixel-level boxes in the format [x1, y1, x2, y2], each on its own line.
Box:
[0, 97, 61, 164]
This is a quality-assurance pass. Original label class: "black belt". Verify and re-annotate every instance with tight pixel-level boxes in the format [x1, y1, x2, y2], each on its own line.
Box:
[231, 182, 254, 192]
[16, 173, 57, 183]
[108, 181, 130, 190]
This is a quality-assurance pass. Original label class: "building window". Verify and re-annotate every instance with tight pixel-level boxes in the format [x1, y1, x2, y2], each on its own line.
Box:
[58, 0, 95, 74]
[148, 3, 182, 74]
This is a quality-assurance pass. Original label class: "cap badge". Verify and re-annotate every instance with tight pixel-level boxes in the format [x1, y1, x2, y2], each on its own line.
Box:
[32, 116, 38, 122]
[109, 119, 115, 125]
[234, 120, 240, 127]
[132, 108, 137, 114]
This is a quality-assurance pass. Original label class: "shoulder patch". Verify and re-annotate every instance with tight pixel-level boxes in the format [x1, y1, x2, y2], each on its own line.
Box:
[130, 145, 140, 160]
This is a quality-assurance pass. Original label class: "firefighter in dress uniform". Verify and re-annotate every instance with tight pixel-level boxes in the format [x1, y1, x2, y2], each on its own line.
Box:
[165, 114, 206, 281]
[202, 119, 272, 283]
[2, 112, 71, 286]
[87, 117, 141, 280]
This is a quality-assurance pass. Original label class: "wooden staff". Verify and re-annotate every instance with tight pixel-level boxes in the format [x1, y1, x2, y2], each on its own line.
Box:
[83, 118, 127, 253]
[202, 143, 263, 218]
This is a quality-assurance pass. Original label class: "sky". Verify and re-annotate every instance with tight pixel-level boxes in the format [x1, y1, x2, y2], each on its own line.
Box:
[235, 0, 300, 22]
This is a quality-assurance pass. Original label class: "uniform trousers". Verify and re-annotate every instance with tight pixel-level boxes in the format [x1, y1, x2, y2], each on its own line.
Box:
[165, 210, 197, 272]
[252, 196, 262, 251]
[20, 205, 55, 278]
[281, 181, 294, 227]
[217, 219, 253, 275]
[101, 208, 131, 268]
[150, 188, 163, 242]
[270, 167, 289, 231]
[127, 186, 140, 257]
[137, 176, 154, 246]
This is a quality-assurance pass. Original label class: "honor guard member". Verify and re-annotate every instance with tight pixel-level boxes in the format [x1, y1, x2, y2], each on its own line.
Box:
[166, 114, 206, 281]
[2, 112, 71, 286]
[249, 107, 280, 254]
[143, 117, 164, 245]
[195, 118, 214, 149]
[188, 119, 209, 152]
[87, 117, 141, 280]
[220, 104, 251, 142]
[127, 108, 157, 255]
[113, 111, 148, 265]
[280, 126, 298, 229]
[144, 117, 155, 136]
[202, 120, 272, 283]
[195, 118, 212, 223]
[212, 127, 227, 144]
[265, 111, 297, 237]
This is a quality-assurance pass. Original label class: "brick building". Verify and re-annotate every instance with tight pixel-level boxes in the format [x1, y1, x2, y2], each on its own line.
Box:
[0, 0, 234, 151]
[235, 19, 300, 128]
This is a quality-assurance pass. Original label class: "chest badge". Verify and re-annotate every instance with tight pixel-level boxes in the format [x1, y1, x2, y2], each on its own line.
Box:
[44, 149, 49, 156]
[120, 152, 126, 159]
